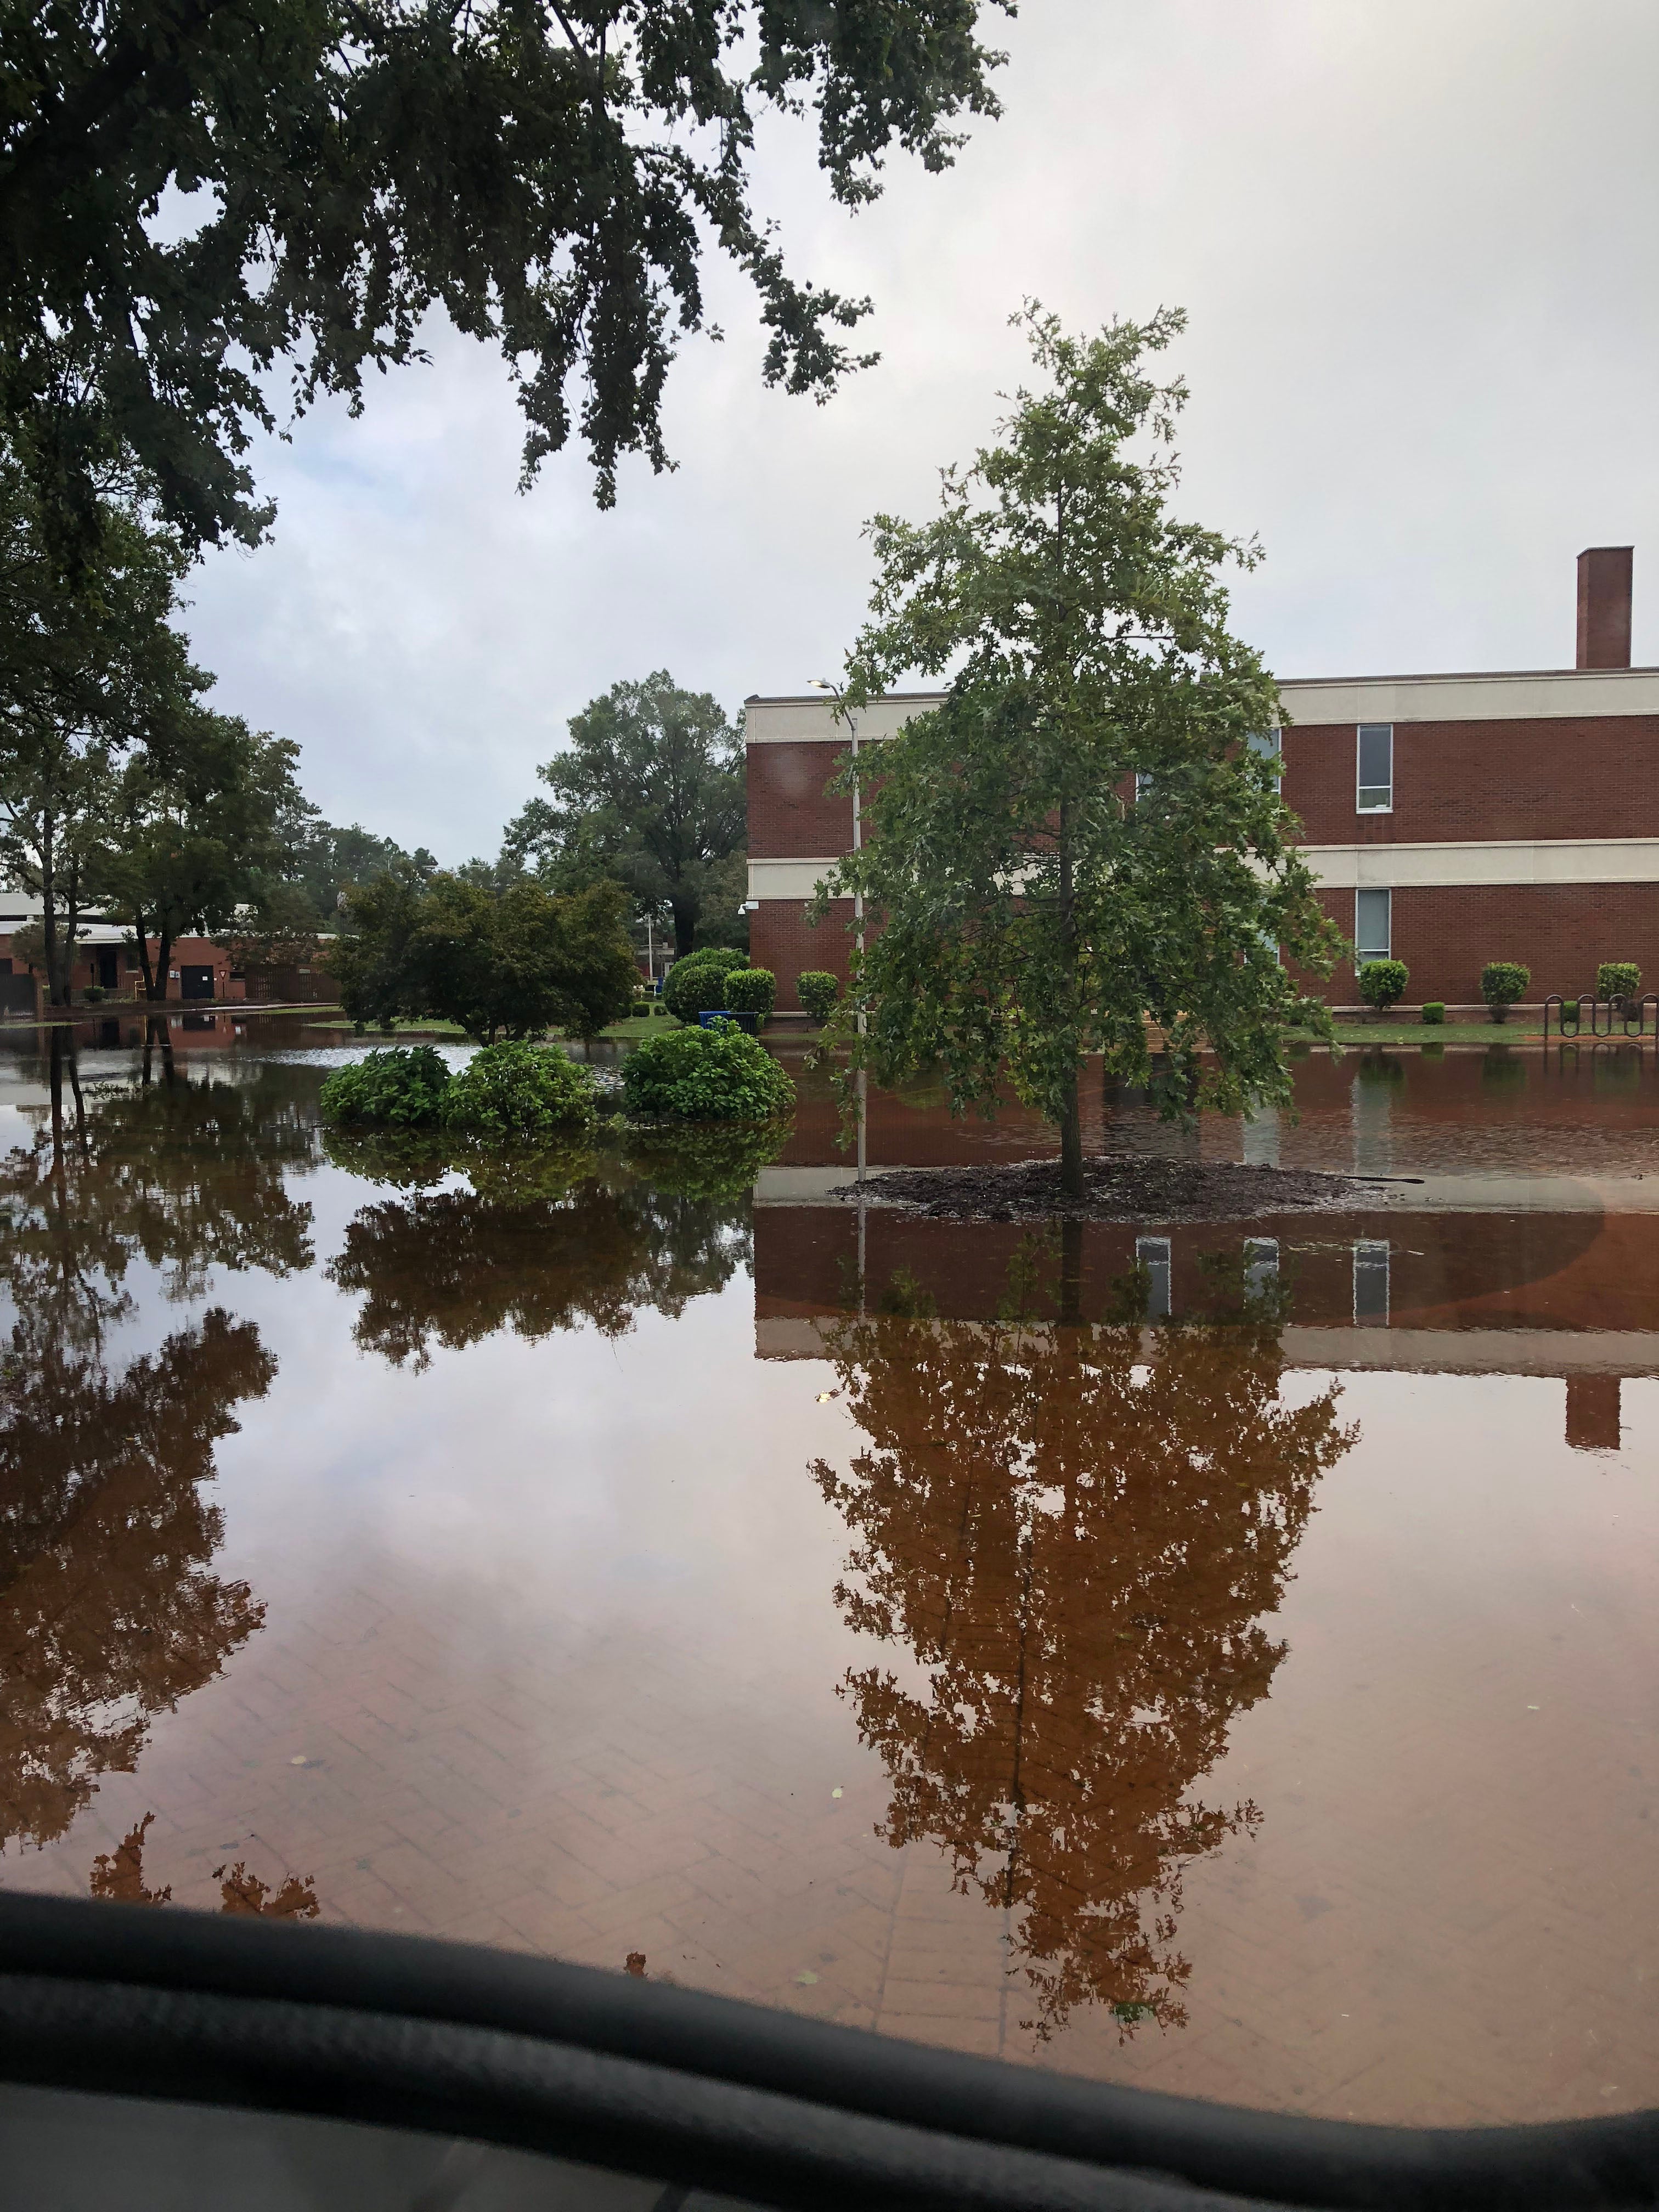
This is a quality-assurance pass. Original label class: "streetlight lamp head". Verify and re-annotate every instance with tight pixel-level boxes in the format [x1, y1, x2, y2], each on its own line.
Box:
[808, 676, 836, 693]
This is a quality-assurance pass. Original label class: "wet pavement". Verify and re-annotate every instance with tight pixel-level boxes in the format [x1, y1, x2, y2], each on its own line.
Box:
[1, 1015, 1657, 2126]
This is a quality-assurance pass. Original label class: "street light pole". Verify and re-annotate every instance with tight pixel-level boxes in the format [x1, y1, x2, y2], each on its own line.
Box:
[811, 680, 868, 1261]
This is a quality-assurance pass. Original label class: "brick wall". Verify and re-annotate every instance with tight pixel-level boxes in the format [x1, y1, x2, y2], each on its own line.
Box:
[748, 743, 854, 858]
[750, 898, 856, 1010]
[1302, 882, 1659, 1002]
[1284, 714, 1659, 845]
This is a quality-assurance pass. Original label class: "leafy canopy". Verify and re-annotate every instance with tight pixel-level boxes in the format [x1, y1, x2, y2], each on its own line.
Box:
[825, 307, 1342, 1195]
[620, 1017, 793, 1121]
[331, 871, 638, 1041]
[504, 673, 745, 956]
[0, 1, 1011, 561]
[441, 1040, 599, 1136]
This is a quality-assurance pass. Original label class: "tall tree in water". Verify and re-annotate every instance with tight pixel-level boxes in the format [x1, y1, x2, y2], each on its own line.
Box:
[826, 309, 1342, 1201]
[504, 674, 745, 957]
[810, 1258, 1354, 2044]
[0, 2, 1010, 564]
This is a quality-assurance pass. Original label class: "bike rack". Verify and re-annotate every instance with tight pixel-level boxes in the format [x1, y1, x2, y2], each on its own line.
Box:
[1543, 994, 1655, 1043]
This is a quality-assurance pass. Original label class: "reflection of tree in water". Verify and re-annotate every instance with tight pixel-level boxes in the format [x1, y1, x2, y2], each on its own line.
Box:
[326, 1146, 753, 1368]
[811, 1278, 1354, 2045]
[0, 1311, 274, 1852]
[91, 1812, 319, 1920]
[0, 1032, 314, 1359]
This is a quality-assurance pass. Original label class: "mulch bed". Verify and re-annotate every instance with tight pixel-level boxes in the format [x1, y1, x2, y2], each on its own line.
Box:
[828, 1156, 1410, 1223]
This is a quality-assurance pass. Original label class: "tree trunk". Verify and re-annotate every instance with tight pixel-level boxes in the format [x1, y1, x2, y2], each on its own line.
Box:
[147, 921, 174, 1002]
[40, 811, 66, 1006]
[1058, 1212, 1084, 1326]
[131, 910, 159, 1000]
[670, 895, 697, 958]
[1058, 1066, 1085, 1205]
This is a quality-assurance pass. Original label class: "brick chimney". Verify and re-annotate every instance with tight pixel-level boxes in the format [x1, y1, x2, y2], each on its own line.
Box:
[1576, 545, 1633, 669]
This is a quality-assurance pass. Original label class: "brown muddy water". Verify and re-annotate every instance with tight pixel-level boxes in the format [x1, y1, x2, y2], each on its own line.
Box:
[2, 1013, 1657, 2128]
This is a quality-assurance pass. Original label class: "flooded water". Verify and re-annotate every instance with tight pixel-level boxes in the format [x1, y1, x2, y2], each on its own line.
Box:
[2, 1015, 1657, 2129]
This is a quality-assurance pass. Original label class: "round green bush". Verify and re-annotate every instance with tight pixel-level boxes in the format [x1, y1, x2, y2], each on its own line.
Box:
[1357, 957, 1408, 1013]
[621, 1019, 795, 1122]
[1480, 960, 1530, 1024]
[662, 948, 748, 1025]
[442, 1040, 599, 1136]
[1420, 1001, 1446, 1025]
[319, 1045, 452, 1126]
[796, 970, 840, 1024]
[723, 966, 776, 1018]
[1596, 961, 1641, 1003]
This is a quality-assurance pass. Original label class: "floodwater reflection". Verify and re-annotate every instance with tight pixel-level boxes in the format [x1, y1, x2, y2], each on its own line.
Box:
[0, 1312, 273, 1850]
[812, 1262, 1354, 2045]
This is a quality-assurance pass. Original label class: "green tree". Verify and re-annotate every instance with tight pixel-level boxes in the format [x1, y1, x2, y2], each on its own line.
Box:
[826, 309, 1342, 1201]
[332, 872, 637, 1042]
[93, 712, 303, 999]
[504, 674, 745, 957]
[0, 467, 205, 1002]
[264, 797, 438, 926]
[0, 2, 1009, 562]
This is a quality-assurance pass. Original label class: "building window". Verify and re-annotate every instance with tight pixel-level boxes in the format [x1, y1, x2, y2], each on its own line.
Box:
[1357, 723, 1392, 811]
[1135, 1235, 1172, 1321]
[1354, 887, 1391, 966]
[1248, 727, 1282, 792]
[1135, 770, 1154, 803]
[1244, 1237, 1279, 1301]
[1353, 1240, 1390, 1324]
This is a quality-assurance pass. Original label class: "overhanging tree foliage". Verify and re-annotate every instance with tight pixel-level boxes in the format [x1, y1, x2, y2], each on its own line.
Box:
[504, 672, 744, 956]
[0, 0, 1011, 562]
[825, 307, 1343, 1200]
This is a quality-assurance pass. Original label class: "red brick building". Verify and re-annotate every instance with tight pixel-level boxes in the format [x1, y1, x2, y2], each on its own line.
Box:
[0, 900, 335, 1016]
[745, 546, 1659, 1012]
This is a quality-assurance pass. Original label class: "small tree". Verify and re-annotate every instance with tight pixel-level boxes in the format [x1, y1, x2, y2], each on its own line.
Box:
[663, 947, 748, 1025]
[1480, 961, 1530, 1025]
[333, 874, 636, 1043]
[1357, 958, 1408, 1015]
[797, 971, 840, 1024]
[723, 967, 776, 1019]
[1596, 961, 1641, 1004]
[822, 308, 1341, 1200]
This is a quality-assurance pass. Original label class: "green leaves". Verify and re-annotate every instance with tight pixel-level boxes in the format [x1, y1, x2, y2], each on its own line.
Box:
[332, 872, 639, 1042]
[505, 672, 745, 957]
[620, 1018, 794, 1121]
[820, 308, 1341, 1182]
[0, 2, 1012, 558]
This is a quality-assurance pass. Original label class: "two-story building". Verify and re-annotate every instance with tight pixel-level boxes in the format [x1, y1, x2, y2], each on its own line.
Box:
[745, 546, 1659, 1011]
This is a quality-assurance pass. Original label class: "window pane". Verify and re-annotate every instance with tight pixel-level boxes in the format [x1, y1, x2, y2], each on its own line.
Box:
[1353, 1240, 1391, 1324]
[1248, 729, 1282, 787]
[1135, 1236, 1172, 1321]
[1357, 723, 1392, 810]
[1355, 887, 1391, 962]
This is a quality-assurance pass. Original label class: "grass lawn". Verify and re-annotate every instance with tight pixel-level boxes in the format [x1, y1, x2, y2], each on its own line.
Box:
[1288, 1020, 1545, 1046]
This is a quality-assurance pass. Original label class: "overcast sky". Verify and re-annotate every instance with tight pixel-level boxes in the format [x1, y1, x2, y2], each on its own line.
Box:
[182, 0, 1659, 862]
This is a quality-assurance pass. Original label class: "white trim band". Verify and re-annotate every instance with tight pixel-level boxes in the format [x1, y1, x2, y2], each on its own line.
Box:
[1304, 837, 1659, 889]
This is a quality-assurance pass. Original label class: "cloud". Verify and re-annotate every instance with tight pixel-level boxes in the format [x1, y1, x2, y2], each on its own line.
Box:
[182, 0, 1659, 859]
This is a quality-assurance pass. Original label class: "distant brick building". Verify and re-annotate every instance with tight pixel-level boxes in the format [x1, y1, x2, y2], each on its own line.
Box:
[0, 900, 335, 1016]
[745, 546, 1659, 1011]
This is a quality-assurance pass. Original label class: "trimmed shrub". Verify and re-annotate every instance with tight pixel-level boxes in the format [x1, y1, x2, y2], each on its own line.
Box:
[442, 1040, 598, 1136]
[797, 970, 840, 1024]
[621, 1019, 795, 1122]
[320, 1046, 452, 1126]
[1420, 1001, 1446, 1025]
[1480, 961, 1530, 1024]
[663, 948, 748, 1025]
[723, 966, 776, 1018]
[1357, 957, 1408, 1013]
[1597, 961, 1641, 1003]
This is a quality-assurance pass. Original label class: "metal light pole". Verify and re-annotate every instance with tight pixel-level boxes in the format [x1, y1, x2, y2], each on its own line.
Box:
[811, 678, 868, 1317]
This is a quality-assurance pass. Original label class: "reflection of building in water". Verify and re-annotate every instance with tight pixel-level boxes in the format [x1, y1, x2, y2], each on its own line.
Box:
[809, 1299, 1353, 2044]
[757, 1201, 1655, 1457]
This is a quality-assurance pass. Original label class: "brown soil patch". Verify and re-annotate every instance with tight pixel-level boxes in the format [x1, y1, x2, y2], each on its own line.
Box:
[829, 1156, 1409, 1223]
